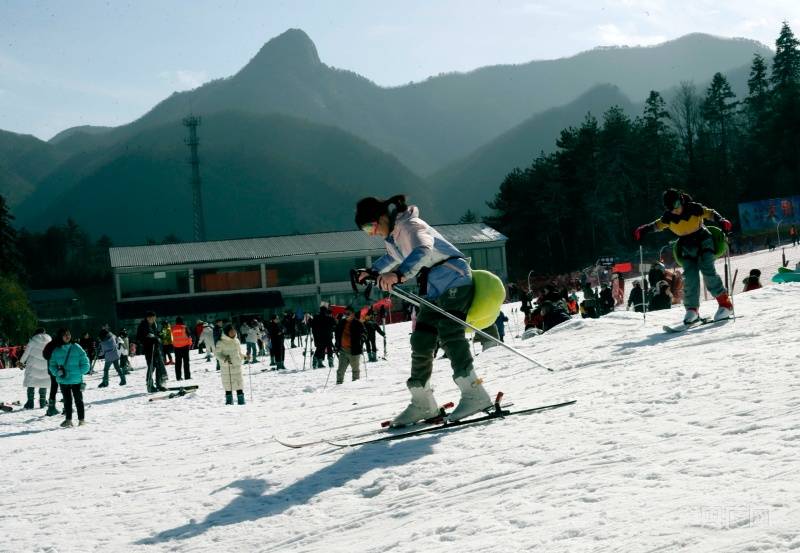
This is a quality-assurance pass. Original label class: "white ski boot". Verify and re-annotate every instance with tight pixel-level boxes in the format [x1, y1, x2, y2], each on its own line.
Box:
[713, 293, 733, 321]
[683, 307, 700, 325]
[390, 382, 440, 428]
[448, 369, 492, 422]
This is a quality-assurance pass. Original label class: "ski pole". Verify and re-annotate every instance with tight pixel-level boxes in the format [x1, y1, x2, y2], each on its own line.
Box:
[639, 245, 647, 323]
[247, 355, 254, 403]
[323, 357, 334, 390]
[388, 286, 552, 372]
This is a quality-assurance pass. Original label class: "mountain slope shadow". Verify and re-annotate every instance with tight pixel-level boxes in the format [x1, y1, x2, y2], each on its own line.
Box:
[136, 435, 440, 544]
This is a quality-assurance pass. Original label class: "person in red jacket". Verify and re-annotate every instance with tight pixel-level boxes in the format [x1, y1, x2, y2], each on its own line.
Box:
[742, 269, 763, 292]
[171, 317, 193, 381]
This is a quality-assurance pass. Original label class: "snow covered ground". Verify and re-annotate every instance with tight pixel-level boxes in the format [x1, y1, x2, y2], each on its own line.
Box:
[2, 247, 800, 553]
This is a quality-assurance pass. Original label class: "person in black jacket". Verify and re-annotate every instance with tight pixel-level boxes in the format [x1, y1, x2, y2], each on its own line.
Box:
[136, 311, 167, 392]
[310, 306, 336, 368]
[335, 307, 365, 384]
[648, 281, 673, 311]
[283, 311, 298, 348]
[627, 280, 645, 313]
[540, 301, 570, 332]
[266, 314, 286, 370]
[362, 311, 385, 362]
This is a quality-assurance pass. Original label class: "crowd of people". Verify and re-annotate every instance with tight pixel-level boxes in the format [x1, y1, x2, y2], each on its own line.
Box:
[8, 303, 393, 425]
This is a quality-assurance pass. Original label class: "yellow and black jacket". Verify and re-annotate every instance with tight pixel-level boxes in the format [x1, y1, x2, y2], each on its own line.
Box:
[641, 202, 724, 240]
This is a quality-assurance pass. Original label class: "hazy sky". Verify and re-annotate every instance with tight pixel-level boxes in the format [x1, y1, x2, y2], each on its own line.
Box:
[2, 0, 800, 140]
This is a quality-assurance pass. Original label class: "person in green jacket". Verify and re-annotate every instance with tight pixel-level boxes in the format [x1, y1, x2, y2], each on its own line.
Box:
[47, 328, 90, 428]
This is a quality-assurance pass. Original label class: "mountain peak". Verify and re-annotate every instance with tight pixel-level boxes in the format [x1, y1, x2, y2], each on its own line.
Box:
[245, 29, 321, 71]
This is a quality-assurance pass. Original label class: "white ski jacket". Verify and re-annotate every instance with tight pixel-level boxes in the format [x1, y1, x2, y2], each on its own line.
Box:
[20, 333, 52, 388]
[372, 206, 471, 299]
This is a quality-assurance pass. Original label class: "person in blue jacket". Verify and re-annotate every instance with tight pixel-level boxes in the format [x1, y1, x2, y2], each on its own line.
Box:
[48, 328, 90, 427]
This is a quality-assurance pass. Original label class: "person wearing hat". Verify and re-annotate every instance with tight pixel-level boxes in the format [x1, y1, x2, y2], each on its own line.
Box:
[627, 279, 645, 313]
[334, 306, 365, 383]
[634, 189, 733, 324]
[354, 194, 491, 425]
[742, 269, 763, 292]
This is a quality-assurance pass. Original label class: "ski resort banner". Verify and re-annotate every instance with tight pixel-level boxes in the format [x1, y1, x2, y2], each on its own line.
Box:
[737, 196, 800, 235]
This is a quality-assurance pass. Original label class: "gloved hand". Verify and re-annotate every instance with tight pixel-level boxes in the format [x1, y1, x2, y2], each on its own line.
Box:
[720, 219, 733, 233]
[633, 225, 648, 241]
[377, 271, 403, 291]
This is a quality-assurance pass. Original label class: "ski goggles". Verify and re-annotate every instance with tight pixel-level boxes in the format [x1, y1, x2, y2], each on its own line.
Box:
[361, 221, 379, 235]
[671, 199, 682, 209]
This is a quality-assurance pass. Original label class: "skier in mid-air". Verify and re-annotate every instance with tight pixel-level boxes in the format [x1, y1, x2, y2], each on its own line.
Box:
[354, 194, 491, 426]
[634, 189, 733, 324]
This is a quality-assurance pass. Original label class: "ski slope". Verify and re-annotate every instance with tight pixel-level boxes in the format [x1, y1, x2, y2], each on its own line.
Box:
[1, 247, 800, 553]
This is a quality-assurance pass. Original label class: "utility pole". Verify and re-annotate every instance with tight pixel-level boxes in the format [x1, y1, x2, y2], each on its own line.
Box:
[183, 115, 206, 242]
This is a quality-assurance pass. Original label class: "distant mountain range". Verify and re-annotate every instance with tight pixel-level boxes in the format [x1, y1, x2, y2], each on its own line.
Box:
[0, 29, 772, 244]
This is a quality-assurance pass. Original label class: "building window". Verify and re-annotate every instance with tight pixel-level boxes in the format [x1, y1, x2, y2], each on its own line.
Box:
[195, 265, 261, 292]
[265, 261, 315, 287]
[284, 294, 320, 316]
[487, 248, 503, 272]
[119, 270, 190, 298]
[319, 257, 368, 283]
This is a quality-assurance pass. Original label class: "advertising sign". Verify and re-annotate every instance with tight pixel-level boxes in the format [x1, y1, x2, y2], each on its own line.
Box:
[737, 196, 800, 235]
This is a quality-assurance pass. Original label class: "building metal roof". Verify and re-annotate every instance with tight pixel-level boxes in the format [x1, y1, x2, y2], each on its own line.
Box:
[109, 223, 507, 269]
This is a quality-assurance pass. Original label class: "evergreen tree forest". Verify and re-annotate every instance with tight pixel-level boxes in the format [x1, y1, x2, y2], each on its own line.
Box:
[487, 23, 800, 276]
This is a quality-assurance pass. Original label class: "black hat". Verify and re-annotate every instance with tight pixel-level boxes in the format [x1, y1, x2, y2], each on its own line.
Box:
[749, 268, 761, 277]
[354, 195, 407, 229]
[663, 189, 682, 210]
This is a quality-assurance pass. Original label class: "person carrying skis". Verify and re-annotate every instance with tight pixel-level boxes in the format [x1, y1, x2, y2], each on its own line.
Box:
[634, 189, 733, 323]
[137, 311, 168, 392]
[354, 194, 491, 425]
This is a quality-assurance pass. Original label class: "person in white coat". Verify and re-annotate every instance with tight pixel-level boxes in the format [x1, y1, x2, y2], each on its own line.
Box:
[215, 324, 245, 405]
[19, 328, 52, 409]
[199, 322, 215, 362]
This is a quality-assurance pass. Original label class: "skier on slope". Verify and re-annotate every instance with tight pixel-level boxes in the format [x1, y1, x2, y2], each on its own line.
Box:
[354, 194, 491, 426]
[633, 189, 733, 324]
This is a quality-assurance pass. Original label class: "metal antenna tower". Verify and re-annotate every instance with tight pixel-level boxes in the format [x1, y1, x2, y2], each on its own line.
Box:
[183, 115, 206, 241]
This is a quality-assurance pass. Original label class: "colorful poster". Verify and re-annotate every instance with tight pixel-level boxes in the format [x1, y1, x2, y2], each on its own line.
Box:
[737, 196, 800, 235]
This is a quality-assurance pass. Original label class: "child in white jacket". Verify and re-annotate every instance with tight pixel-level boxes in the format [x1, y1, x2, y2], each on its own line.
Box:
[215, 324, 245, 405]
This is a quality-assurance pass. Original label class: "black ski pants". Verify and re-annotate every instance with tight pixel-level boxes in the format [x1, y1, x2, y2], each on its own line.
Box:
[48, 373, 59, 401]
[174, 346, 191, 380]
[271, 339, 285, 363]
[62, 384, 85, 421]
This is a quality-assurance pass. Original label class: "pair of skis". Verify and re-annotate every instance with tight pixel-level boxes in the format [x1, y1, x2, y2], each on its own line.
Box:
[275, 394, 577, 449]
[662, 315, 739, 333]
[148, 385, 199, 402]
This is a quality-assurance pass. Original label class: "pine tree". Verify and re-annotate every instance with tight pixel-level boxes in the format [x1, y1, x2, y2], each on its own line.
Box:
[770, 22, 800, 93]
[637, 91, 676, 208]
[769, 22, 800, 194]
[741, 54, 772, 200]
[458, 210, 479, 224]
[0, 194, 21, 277]
[700, 72, 739, 206]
